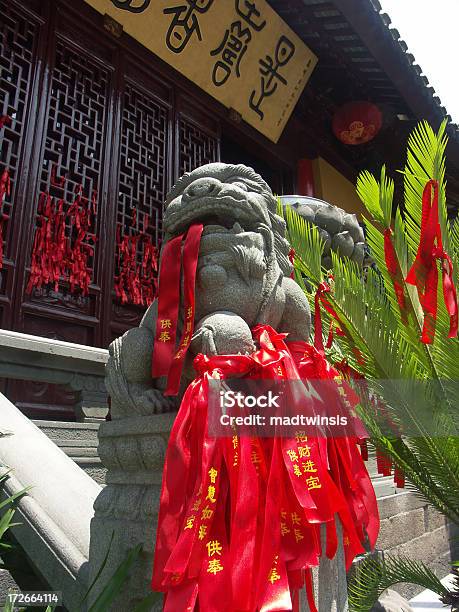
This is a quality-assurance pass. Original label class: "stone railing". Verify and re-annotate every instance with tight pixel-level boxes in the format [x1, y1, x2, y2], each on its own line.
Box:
[0, 392, 101, 611]
[0, 329, 109, 421]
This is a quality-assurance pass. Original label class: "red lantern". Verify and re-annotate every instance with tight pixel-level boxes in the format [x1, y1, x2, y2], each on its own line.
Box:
[332, 101, 382, 145]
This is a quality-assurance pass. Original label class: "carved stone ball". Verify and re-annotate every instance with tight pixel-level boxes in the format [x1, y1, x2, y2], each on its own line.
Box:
[191, 311, 256, 356]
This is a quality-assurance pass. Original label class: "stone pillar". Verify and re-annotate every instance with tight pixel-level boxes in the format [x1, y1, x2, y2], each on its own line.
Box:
[68, 373, 109, 422]
[87, 412, 174, 610]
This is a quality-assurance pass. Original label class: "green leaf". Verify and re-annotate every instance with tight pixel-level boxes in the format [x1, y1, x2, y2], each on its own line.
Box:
[356, 170, 385, 226]
[348, 554, 450, 611]
[87, 544, 142, 612]
[133, 591, 163, 611]
[79, 531, 115, 607]
[0, 487, 29, 511]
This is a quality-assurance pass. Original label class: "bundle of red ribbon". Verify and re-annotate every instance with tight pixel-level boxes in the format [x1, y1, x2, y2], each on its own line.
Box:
[405, 180, 458, 343]
[152, 326, 379, 612]
[27, 184, 97, 296]
[114, 209, 159, 307]
[0, 168, 11, 270]
[0, 115, 12, 270]
[384, 179, 458, 343]
[150, 225, 379, 611]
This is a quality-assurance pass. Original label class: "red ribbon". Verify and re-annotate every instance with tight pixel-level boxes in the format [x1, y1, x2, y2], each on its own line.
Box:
[114, 208, 159, 306]
[0, 115, 11, 130]
[152, 225, 203, 392]
[314, 281, 342, 354]
[0, 169, 11, 270]
[27, 185, 96, 296]
[50, 163, 66, 187]
[405, 180, 458, 343]
[0, 168, 10, 206]
[151, 234, 183, 378]
[164, 224, 203, 396]
[152, 326, 379, 610]
[288, 248, 295, 279]
[384, 227, 407, 321]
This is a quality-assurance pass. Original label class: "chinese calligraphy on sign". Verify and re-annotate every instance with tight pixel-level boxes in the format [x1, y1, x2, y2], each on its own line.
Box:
[110, 0, 150, 13]
[249, 35, 295, 120]
[85, 0, 317, 142]
[164, 0, 214, 54]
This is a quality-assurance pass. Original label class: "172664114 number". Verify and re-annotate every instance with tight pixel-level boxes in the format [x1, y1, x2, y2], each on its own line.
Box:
[6, 591, 62, 607]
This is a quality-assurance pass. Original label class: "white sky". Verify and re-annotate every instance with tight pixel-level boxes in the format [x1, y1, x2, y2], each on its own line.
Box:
[379, 0, 459, 122]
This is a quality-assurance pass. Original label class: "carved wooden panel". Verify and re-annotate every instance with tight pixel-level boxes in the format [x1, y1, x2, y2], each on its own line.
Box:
[110, 80, 169, 330]
[0, 4, 39, 302]
[2, 0, 227, 418]
[26, 37, 109, 315]
[178, 116, 219, 176]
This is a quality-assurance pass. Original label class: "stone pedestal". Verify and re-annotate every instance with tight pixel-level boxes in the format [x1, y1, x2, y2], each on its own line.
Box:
[87, 413, 174, 610]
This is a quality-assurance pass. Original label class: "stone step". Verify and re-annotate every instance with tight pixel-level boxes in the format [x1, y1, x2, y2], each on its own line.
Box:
[34, 419, 106, 485]
[33, 419, 100, 442]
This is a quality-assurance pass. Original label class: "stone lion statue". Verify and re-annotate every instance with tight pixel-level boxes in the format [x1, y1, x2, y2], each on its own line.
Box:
[106, 163, 311, 416]
[91, 164, 356, 611]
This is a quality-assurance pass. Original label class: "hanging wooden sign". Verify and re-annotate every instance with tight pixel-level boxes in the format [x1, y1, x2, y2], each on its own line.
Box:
[84, 0, 317, 143]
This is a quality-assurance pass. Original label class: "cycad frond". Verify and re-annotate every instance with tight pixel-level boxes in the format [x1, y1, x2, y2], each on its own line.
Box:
[348, 554, 450, 612]
[283, 120, 459, 531]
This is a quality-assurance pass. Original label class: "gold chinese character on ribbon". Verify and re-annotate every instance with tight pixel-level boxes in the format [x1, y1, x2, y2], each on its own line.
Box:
[207, 559, 224, 575]
[293, 464, 302, 477]
[201, 505, 213, 520]
[294, 528, 304, 542]
[184, 515, 195, 529]
[302, 460, 317, 473]
[306, 476, 322, 490]
[206, 540, 223, 556]
[295, 431, 308, 443]
[281, 522, 290, 536]
[268, 567, 281, 584]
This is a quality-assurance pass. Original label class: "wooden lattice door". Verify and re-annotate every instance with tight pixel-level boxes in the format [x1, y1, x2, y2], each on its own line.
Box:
[0, 0, 220, 418]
